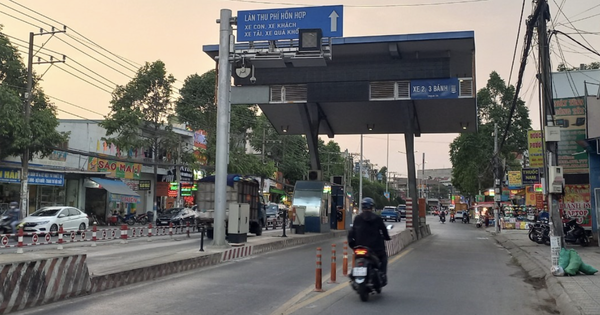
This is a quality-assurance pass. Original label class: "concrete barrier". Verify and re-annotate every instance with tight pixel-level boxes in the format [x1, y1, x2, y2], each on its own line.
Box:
[89, 252, 222, 294]
[0, 254, 90, 315]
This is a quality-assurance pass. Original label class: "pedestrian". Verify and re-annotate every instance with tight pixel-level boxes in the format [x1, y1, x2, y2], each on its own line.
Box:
[7, 201, 20, 234]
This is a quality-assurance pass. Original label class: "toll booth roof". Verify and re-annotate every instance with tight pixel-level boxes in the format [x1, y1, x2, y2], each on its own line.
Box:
[203, 31, 477, 136]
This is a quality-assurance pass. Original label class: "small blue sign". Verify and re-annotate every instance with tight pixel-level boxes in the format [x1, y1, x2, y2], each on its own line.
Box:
[410, 78, 459, 100]
[0, 168, 64, 186]
[237, 5, 343, 42]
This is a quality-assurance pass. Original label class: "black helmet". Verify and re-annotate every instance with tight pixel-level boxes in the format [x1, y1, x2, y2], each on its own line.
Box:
[361, 197, 375, 210]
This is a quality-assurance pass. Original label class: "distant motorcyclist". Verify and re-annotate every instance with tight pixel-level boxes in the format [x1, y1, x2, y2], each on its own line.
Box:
[348, 197, 391, 286]
[8, 201, 20, 234]
[439, 209, 446, 223]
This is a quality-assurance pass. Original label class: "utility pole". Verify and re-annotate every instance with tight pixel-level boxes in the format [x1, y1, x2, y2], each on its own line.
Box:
[21, 28, 66, 219]
[537, 0, 564, 243]
[214, 9, 234, 247]
[385, 134, 389, 200]
[359, 134, 363, 213]
[493, 123, 501, 234]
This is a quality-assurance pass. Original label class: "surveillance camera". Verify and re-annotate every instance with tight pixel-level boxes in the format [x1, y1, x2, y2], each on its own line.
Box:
[250, 77, 257, 84]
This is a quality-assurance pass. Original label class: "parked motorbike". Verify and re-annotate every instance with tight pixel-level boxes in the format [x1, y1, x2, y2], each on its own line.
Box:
[135, 212, 149, 226]
[349, 246, 385, 301]
[528, 219, 548, 243]
[563, 217, 590, 247]
[0, 213, 13, 234]
[109, 213, 135, 226]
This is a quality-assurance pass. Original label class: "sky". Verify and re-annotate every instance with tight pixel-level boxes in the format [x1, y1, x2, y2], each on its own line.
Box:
[1, 0, 599, 177]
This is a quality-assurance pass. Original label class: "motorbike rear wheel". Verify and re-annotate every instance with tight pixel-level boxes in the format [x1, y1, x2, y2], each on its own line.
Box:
[127, 218, 136, 226]
[139, 217, 149, 226]
[580, 236, 590, 247]
[528, 230, 537, 242]
[358, 283, 369, 302]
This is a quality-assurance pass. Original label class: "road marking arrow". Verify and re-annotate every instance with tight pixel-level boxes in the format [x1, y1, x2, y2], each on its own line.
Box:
[329, 11, 339, 32]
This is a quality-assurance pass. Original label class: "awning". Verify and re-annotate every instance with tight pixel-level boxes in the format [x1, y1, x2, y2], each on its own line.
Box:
[90, 177, 140, 199]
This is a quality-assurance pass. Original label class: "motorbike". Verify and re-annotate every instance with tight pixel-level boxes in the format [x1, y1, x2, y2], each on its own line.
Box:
[0, 213, 13, 234]
[350, 246, 385, 302]
[135, 212, 150, 226]
[439, 215, 446, 223]
[528, 219, 547, 243]
[108, 213, 136, 226]
[449, 214, 455, 223]
[462, 215, 469, 224]
[563, 217, 590, 247]
[349, 225, 393, 302]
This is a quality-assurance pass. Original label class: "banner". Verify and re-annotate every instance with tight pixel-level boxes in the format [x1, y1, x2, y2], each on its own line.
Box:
[554, 97, 588, 174]
[88, 157, 141, 179]
[559, 184, 591, 228]
[0, 168, 64, 186]
[527, 130, 544, 168]
[507, 171, 522, 189]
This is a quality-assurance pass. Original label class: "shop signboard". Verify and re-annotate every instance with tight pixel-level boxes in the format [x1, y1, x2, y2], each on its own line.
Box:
[525, 186, 536, 206]
[88, 157, 141, 179]
[507, 171, 522, 189]
[559, 184, 592, 228]
[554, 97, 588, 174]
[521, 168, 540, 185]
[536, 193, 544, 209]
[0, 168, 20, 183]
[138, 180, 151, 190]
[527, 130, 544, 168]
[108, 193, 140, 204]
[2, 150, 67, 168]
[0, 168, 64, 186]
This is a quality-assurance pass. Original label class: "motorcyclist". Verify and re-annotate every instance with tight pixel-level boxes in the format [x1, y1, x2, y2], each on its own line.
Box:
[348, 197, 391, 286]
[8, 201, 20, 234]
[439, 209, 446, 223]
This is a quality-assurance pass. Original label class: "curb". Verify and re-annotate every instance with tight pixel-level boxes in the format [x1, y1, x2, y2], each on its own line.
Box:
[491, 232, 583, 315]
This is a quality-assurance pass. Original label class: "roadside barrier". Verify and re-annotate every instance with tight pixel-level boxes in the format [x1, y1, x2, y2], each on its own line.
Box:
[329, 244, 337, 283]
[92, 223, 97, 247]
[148, 223, 153, 241]
[1, 221, 201, 253]
[16, 227, 23, 254]
[342, 241, 348, 276]
[315, 247, 323, 292]
[120, 224, 128, 244]
[58, 224, 64, 250]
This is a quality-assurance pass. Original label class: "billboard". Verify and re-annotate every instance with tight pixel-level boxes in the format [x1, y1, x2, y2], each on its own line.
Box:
[554, 97, 588, 174]
[527, 130, 544, 168]
[586, 94, 600, 139]
[559, 184, 592, 228]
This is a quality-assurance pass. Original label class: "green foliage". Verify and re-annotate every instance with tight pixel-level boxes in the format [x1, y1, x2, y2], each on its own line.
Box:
[0, 30, 68, 160]
[350, 176, 395, 208]
[557, 62, 600, 72]
[176, 70, 261, 173]
[449, 71, 531, 197]
[318, 140, 345, 180]
[101, 60, 176, 158]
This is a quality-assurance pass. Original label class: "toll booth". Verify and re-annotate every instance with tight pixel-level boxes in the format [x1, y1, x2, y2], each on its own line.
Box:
[330, 184, 346, 230]
[292, 181, 331, 233]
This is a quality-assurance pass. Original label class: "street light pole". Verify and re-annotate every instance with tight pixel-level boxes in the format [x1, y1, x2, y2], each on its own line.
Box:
[385, 134, 389, 200]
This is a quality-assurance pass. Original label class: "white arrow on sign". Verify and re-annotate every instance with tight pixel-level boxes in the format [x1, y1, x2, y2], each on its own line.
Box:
[329, 11, 339, 32]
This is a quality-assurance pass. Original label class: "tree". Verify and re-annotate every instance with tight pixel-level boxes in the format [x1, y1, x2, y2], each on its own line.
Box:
[0, 29, 68, 161]
[318, 140, 345, 180]
[557, 62, 600, 72]
[175, 70, 263, 175]
[450, 71, 531, 197]
[101, 60, 177, 210]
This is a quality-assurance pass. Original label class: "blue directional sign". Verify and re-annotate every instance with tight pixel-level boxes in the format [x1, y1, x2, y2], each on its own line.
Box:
[410, 78, 460, 100]
[237, 5, 343, 42]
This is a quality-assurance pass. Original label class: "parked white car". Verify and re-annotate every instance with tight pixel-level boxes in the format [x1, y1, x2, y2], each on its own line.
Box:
[21, 206, 89, 234]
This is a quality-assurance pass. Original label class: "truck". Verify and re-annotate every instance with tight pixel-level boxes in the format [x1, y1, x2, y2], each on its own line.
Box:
[195, 174, 266, 238]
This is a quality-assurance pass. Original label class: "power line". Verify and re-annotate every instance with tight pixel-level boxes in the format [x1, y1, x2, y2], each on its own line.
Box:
[226, 0, 489, 7]
[551, 3, 599, 57]
[51, 62, 113, 93]
[47, 95, 106, 117]
[508, 0, 527, 86]
[553, 30, 600, 57]
[8, 0, 142, 70]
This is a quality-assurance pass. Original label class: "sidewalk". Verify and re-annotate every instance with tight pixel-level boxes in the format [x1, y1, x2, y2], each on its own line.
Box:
[490, 228, 600, 315]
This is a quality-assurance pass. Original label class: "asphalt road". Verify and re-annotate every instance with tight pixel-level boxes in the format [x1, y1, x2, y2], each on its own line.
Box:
[13, 219, 559, 315]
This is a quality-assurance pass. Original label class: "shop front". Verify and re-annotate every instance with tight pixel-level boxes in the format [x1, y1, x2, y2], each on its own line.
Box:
[0, 167, 69, 214]
[85, 177, 141, 223]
